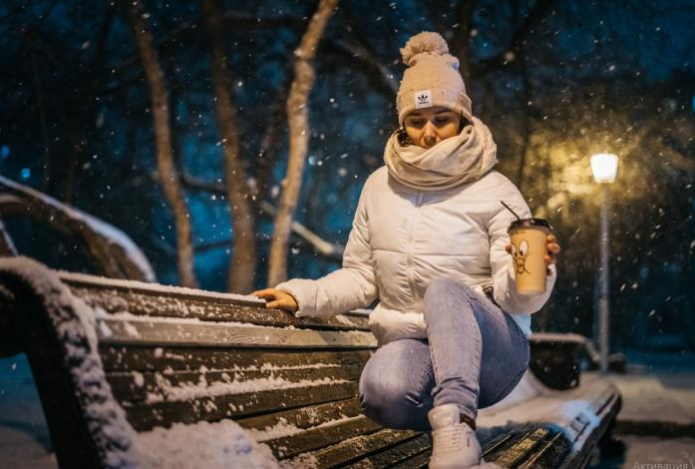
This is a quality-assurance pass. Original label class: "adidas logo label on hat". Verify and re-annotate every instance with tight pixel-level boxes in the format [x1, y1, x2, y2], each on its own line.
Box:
[414, 90, 432, 109]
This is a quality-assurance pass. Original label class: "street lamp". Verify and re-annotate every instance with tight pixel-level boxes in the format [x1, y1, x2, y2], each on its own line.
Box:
[591, 153, 619, 374]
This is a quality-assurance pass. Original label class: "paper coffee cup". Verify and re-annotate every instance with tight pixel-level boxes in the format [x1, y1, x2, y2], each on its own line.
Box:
[508, 218, 552, 294]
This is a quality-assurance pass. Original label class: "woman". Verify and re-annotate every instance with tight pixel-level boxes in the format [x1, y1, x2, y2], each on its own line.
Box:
[253, 32, 561, 468]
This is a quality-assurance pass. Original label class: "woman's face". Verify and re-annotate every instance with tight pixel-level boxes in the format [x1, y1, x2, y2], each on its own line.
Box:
[403, 106, 463, 149]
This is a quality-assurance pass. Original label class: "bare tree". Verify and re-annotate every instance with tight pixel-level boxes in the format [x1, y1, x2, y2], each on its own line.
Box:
[123, 0, 198, 288]
[267, 0, 339, 286]
[201, 0, 257, 293]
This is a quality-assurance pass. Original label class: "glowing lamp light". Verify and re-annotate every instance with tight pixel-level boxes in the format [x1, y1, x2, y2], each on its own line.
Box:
[590, 153, 619, 184]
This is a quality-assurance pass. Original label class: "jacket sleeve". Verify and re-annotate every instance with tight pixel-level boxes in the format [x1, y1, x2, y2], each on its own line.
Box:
[274, 181, 379, 318]
[486, 182, 557, 315]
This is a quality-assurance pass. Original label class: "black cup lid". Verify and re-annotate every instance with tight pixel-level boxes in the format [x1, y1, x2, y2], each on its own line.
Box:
[508, 218, 552, 232]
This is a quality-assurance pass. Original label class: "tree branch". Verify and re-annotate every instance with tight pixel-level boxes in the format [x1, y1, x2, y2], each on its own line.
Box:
[179, 173, 343, 262]
[325, 37, 398, 95]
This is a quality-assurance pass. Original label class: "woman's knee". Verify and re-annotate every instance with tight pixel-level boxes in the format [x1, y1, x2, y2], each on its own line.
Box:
[358, 340, 434, 430]
[359, 375, 432, 430]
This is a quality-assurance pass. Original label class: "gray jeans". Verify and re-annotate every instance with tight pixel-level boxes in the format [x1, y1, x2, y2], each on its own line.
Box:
[358, 278, 530, 431]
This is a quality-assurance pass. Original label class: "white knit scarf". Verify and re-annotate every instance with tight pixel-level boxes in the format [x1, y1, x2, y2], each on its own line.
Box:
[384, 116, 498, 191]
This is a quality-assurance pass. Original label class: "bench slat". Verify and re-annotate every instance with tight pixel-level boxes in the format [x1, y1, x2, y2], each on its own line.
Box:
[236, 398, 361, 433]
[106, 364, 364, 403]
[124, 381, 359, 431]
[389, 450, 430, 468]
[263, 415, 382, 459]
[517, 430, 570, 469]
[480, 425, 572, 468]
[282, 428, 422, 468]
[344, 433, 431, 468]
[100, 346, 372, 372]
[488, 427, 554, 466]
[98, 317, 377, 349]
[69, 282, 369, 331]
[59, 272, 268, 306]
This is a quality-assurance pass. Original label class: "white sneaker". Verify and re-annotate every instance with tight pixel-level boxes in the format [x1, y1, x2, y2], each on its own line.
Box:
[428, 404, 483, 468]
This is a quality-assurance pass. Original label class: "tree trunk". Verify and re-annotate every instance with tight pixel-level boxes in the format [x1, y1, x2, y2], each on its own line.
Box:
[201, 0, 257, 294]
[267, 0, 339, 286]
[449, 0, 475, 84]
[64, 3, 116, 203]
[123, 0, 197, 288]
[256, 68, 293, 201]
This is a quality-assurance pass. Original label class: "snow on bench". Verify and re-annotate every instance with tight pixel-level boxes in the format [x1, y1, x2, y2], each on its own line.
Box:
[0, 257, 621, 468]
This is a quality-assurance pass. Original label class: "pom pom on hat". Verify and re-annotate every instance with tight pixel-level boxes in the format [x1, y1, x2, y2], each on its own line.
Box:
[400, 31, 450, 66]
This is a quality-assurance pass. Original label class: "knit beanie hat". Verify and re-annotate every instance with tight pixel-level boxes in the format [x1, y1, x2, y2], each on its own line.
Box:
[396, 32, 472, 126]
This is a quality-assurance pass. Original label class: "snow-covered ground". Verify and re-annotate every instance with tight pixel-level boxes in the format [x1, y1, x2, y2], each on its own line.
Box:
[0, 354, 56, 469]
[591, 349, 695, 467]
[595, 435, 695, 468]
[591, 349, 695, 432]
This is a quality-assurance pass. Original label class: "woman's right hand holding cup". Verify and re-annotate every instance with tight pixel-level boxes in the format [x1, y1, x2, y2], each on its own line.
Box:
[251, 288, 299, 314]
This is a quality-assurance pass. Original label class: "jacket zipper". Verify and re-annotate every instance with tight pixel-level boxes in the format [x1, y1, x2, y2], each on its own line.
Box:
[406, 192, 423, 301]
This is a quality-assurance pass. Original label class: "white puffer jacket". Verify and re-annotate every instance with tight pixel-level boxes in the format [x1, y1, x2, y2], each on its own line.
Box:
[275, 166, 556, 346]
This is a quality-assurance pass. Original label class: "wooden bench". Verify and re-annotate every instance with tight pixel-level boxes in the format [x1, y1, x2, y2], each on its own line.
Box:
[0, 257, 621, 468]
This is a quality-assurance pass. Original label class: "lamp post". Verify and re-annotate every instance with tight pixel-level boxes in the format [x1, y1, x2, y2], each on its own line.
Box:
[591, 153, 619, 374]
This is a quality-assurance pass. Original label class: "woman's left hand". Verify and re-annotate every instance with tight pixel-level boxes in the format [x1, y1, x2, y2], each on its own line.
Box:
[504, 234, 561, 275]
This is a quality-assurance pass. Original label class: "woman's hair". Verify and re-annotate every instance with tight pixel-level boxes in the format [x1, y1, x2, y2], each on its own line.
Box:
[395, 127, 413, 146]
[394, 116, 471, 146]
